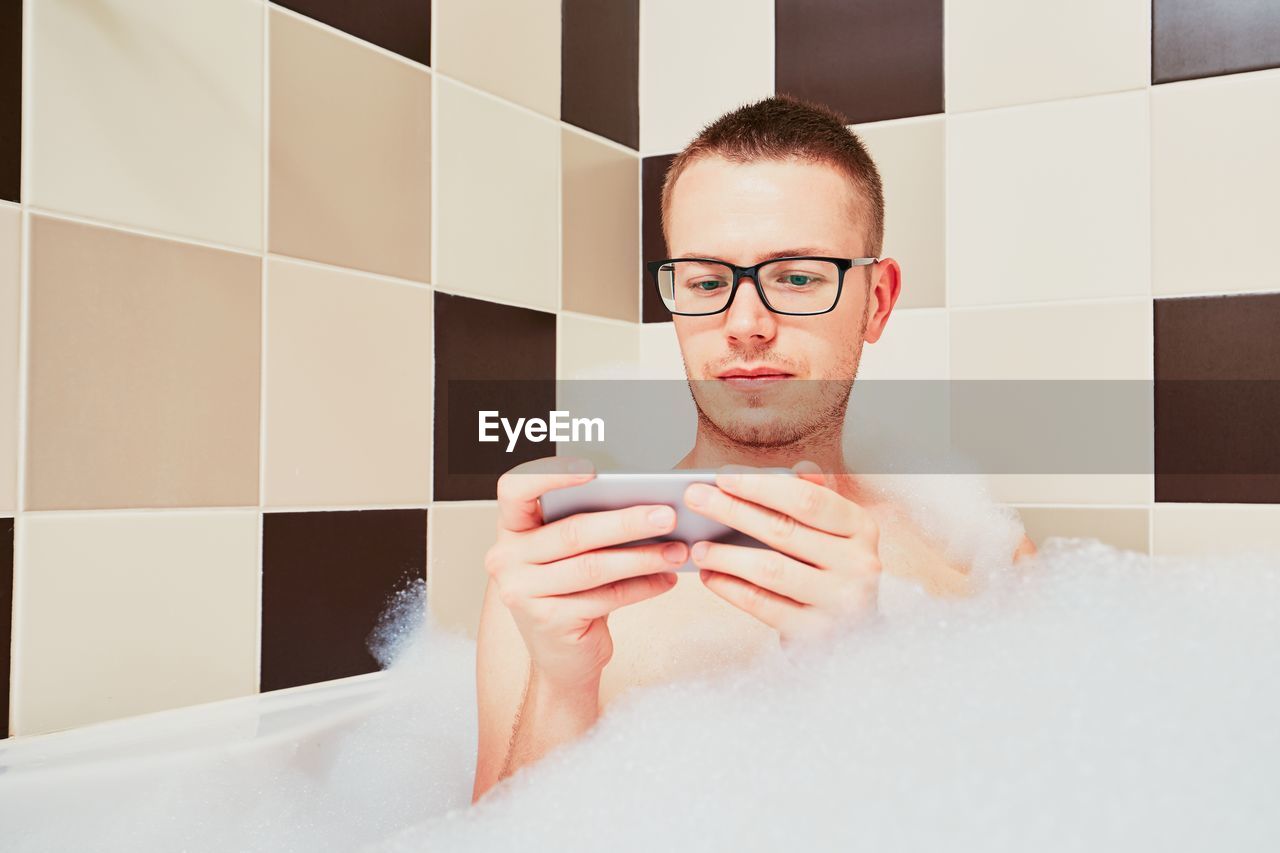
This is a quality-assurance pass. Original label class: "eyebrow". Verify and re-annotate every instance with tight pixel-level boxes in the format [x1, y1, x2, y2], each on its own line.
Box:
[678, 247, 833, 264]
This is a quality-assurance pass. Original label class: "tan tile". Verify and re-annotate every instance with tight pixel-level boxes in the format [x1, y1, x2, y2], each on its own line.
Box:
[25, 216, 260, 510]
[269, 9, 431, 282]
[1153, 72, 1280, 297]
[1016, 505, 1150, 554]
[1152, 503, 1280, 557]
[428, 502, 500, 638]
[263, 258, 432, 507]
[436, 79, 559, 309]
[28, 0, 263, 249]
[434, 0, 561, 117]
[950, 300, 1152, 380]
[561, 128, 640, 322]
[0, 205, 18, 514]
[851, 116, 945, 309]
[12, 510, 260, 735]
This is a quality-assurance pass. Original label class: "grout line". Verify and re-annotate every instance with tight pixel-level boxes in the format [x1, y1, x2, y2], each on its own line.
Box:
[267, 3, 433, 77]
[429, 281, 557, 317]
[256, 0, 270, 695]
[948, 293, 1154, 313]
[21, 206, 263, 260]
[266, 251, 431, 292]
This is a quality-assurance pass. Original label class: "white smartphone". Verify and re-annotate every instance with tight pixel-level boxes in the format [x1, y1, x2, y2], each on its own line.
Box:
[538, 469, 796, 571]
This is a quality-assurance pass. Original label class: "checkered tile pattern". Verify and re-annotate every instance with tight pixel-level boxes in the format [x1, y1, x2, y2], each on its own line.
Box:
[1, 0, 1277, 737]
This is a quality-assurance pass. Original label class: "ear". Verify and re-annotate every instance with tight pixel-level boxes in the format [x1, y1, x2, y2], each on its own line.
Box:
[862, 258, 901, 344]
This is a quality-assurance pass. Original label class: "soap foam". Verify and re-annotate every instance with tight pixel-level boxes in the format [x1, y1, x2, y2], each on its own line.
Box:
[2, 478, 1277, 852]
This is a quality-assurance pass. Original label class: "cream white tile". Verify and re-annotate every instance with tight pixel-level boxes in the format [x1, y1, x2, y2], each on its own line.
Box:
[637, 322, 689, 380]
[434, 0, 560, 117]
[0, 205, 18, 514]
[947, 91, 1149, 306]
[13, 511, 260, 735]
[640, 0, 774, 154]
[947, 0, 1148, 112]
[1152, 503, 1280, 557]
[435, 79, 560, 310]
[559, 314, 641, 380]
[428, 502, 500, 638]
[264, 258, 433, 507]
[951, 300, 1152, 380]
[852, 116, 945, 308]
[1152, 71, 1280, 297]
[28, 0, 263, 250]
[857, 308, 948, 380]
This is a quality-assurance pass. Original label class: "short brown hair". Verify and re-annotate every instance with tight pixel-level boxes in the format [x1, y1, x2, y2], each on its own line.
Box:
[659, 94, 885, 257]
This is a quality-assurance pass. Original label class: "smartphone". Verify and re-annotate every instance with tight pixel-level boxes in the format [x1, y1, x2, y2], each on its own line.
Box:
[539, 469, 796, 571]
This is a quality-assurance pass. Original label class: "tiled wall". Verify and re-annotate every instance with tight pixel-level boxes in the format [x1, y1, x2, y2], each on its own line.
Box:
[2, 0, 1278, 738]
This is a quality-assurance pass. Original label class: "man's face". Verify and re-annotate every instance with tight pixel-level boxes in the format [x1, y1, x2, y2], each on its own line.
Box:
[664, 155, 900, 448]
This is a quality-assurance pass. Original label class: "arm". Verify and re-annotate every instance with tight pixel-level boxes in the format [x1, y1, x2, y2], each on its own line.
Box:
[471, 578, 602, 803]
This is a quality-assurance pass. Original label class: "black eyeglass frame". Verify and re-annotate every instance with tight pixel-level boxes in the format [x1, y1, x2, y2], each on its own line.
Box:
[645, 255, 882, 317]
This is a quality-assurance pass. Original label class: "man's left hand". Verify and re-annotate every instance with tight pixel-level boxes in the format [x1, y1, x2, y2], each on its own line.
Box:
[683, 460, 882, 649]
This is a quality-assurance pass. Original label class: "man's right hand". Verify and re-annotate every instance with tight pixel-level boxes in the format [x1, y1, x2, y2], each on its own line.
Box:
[484, 456, 688, 693]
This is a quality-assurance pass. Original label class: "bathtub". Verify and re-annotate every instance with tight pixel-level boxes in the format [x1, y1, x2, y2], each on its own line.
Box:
[1, 536, 1277, 852]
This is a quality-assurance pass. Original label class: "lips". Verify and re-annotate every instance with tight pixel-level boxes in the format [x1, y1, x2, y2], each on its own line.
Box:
[716, 365, 794, 385]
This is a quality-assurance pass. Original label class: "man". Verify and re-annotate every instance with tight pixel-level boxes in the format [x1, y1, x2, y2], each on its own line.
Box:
[472, 95, 1036, 802]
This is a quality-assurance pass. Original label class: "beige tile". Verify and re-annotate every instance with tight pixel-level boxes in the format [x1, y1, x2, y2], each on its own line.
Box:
[1152, 72, 1280, 297]
[434, 0, 560, 117]
[12, 510, 260, 735]
[269, 9, 431, 282]
[1016, 505, 1150, 554]
[640, 0, 774, 154]
[950, 300, 1152, 380]
[428, 502, 500, 638]
[562, 128, 640, 322]
[0, 205, 18, 514]
[558, 314, 641, 380]
[947, 0, 1148, 112]
[951, 300, 1153, 506]
[25, 216, 260, 510]
[851, 116, 945, 309]
[947, 91, 1149, 306]
[28, 0, 263, 250]
[1152, 503, 1280, 557]
[263, 258, 432, 507]
[637, 322, 689, 380]
[436, 79, 559, 309]
[857, 308, 948, 380]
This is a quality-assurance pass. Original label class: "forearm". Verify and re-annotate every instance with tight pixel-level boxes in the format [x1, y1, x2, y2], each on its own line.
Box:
[498, 663, 601, 785]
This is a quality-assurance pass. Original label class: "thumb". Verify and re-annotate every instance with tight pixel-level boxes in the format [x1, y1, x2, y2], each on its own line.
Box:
[792, 458, 831, 488]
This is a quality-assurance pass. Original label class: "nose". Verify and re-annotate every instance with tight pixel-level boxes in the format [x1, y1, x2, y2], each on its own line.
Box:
[722, 274, 777, 343]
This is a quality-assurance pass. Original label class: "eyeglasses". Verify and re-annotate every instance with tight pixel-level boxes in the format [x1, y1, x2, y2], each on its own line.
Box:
[645, 255, 881, 316]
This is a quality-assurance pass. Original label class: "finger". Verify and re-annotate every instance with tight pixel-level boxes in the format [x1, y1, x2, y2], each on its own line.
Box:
[689, 541, 826, 605]
[495, 456, 595, 533]
[555, 571, 679, 620]
[684, 482, 833, 565]
[521, 504, 678, 563]
[698, 569, 808, 634]
[714, 466, 860, 537]
[518, 542, 689, 597]
[791, 459, 827, 487]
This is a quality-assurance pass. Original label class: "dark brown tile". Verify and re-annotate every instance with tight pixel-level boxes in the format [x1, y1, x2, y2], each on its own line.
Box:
[261, 509, 428, 692]
[1155, 293, 1280, 503]
[273, 0, 431, 66]
[1153, 0, 1280, 84]
[642, 153, 676, 323]
[561, 0, 639, 149]
[1, 516, 11, 737]
[775, 0, 943, 124]
[434, 293, 556, 500]
[1, 0, 19, 202]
